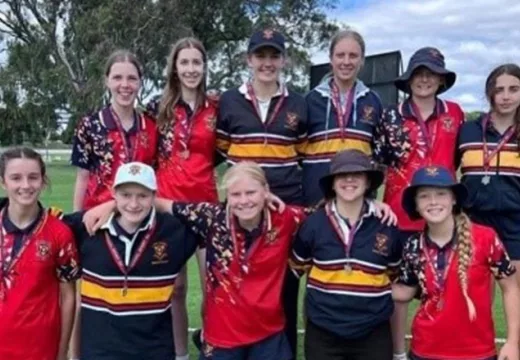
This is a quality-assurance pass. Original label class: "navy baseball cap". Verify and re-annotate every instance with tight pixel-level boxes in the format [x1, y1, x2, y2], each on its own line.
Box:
[248, 28, 285, 54]
[395, 47, 456, 94]
[402, 166, 467, 220]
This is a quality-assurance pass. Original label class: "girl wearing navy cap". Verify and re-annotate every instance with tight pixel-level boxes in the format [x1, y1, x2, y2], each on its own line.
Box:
[216, 28, 308, 358]
[393, 165, 519, 360]
[457, 64, 520, 288]
[302, 28, 384, 206]
[373, 47, 465, 358]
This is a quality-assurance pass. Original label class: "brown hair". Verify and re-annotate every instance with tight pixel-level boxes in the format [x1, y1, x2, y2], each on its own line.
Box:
[454, 213, 476, 321]
[157, 37, 207, 127]
[0, 147, 49, 185]
[104, 49, 143, 79]
[329, 28, 366, 60]
[485, 63, 520, 151]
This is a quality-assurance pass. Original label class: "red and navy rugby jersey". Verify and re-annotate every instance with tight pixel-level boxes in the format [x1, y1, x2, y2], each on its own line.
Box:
[147, 98, 219, 202]
[217, 83, 307, 205]
[374, 98, 464, 231]
[398, 223, 514, 359]
[0, 204, 79, 360]
[171, 202, 306, 348]
[71, 106, 158, 209]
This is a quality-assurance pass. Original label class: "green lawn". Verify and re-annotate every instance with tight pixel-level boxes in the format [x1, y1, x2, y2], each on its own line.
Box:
[33, 162, 508, 356]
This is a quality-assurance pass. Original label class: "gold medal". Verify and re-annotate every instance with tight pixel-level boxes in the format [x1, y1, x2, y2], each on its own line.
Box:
[121, 287, 128, 297]
[344, 264, 352, 273]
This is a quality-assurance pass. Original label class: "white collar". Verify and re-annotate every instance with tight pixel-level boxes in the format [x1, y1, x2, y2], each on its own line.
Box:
[101, 207, 156, 238]
[238, 82, 289, 100]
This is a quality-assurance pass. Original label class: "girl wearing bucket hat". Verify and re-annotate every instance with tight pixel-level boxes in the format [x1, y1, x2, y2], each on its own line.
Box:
[215, 28, 307, 358]
[373, 47, 465, 356]
[290, 149, 403, 360]
[456, 64, 520, 287]
[302, 28, 384, 206]
[393, 165, 520, 360]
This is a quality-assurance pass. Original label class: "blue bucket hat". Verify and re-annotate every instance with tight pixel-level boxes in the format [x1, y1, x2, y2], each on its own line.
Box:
[402, 166, 467, 220]
[395, 47, 456, 94]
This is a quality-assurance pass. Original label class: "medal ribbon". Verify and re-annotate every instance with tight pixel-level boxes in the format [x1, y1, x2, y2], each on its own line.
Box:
[330, 80, 355, 140]
[420, 234, 456, 298]
[174, 104, 196, 157]
[325, 202, 359, 263]
[227, 208, 270, 275]
[482, 113, 516, 174]
[246, 82, 286, 144]
[104, 220, 157, 293]
[110, 106, 141, 162]
[0, 208, 47, 301]
[410, 101, 435, 154]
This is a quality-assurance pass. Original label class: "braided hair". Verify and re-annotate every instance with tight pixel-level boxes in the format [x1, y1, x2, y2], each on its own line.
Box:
[455, 213, 476, 321]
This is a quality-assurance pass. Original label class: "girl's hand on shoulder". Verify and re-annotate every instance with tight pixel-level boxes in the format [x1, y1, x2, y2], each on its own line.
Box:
[373, 200, 397, 226]
[267, 193, 285, 213]
[83, 200, 116, 235]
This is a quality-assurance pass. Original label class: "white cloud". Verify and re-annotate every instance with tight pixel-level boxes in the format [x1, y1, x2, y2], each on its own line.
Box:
[312, 0, 520, 111]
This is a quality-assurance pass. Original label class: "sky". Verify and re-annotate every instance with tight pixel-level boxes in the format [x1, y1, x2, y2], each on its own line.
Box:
[311, 0, 520, 111]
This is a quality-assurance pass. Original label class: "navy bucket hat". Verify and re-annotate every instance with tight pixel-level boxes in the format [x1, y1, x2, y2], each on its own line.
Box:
[402, 166, 467, 220]
[319, 149, 385, 199]
[395, 47, 456, 94]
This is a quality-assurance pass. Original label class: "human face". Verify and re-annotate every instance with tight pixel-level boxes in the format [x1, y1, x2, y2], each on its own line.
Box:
[226, 176, 268, 223]
[332, 172, 369, 203]
[113, 183, 155, 226]
[330, 37, 363, 85]
[176, 47, 205, 90]
[247, 47, 284, 84]
[415, 187, 455, 225]
[409, 67, 443, 99]
[105, 61, 141, 109]
[492, 74, 520, 118]
[1, 158, 44, 208]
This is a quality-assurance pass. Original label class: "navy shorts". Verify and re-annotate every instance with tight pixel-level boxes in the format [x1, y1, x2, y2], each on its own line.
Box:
[199, 331, 292, 360]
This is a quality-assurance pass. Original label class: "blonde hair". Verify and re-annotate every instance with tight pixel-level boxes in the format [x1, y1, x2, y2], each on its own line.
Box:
[157, 37, 207, 127]
[221, 162, 269, 193]
[455, 213, 476, 321]
[329, 28, 366, 59]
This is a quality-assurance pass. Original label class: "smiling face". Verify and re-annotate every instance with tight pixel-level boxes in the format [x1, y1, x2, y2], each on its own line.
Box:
[247, 47, 285, 84]
[415, 186, 456, 225]
[332, 172, 369, 203]
[1, 158, 45, 208]
[175, 47, 205, 91]
[490, 73, 520, 118]
[105, 61, 141, 109]
[113, 183, 155, 226]
[330, 37, 364, 85]
[409, 67, 443, 99]
[226, 175, 268, 223]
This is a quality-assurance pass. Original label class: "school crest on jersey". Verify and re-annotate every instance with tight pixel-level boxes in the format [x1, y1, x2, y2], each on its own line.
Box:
[206, 114, 217, 131]
[372, 233, 389, 256]
[152, 241, 168, 265]
[360, 105, 375, 124]
[442, 116, 454, 132]
[36, 240, 51, 260]
[265, 228, 279, 245]
[285, 112, 299, 131]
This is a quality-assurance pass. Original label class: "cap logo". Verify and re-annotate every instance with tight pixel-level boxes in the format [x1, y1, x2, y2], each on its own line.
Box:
[425, 166, 439, 177]
[263, 29, 274, 39]
[129, 164, 142, 175]
[429, 48, 441, 59]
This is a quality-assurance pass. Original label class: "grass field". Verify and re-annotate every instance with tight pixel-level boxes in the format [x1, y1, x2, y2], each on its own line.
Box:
[35, 162, 509, 357]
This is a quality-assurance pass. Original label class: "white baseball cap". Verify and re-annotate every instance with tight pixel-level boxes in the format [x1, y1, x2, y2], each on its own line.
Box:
[113, 162, 157, 191]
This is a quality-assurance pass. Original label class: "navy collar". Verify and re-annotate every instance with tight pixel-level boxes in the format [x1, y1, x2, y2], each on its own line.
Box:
[424, 228, 456, 251]
[401, 97, 446, 120]
[2, 204, 44, 235]
[100, 106, 139, 133]
[237, 212, 264, 238]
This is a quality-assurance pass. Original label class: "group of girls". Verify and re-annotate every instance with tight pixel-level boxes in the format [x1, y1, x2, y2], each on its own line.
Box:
[0, 23, 519, 360]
